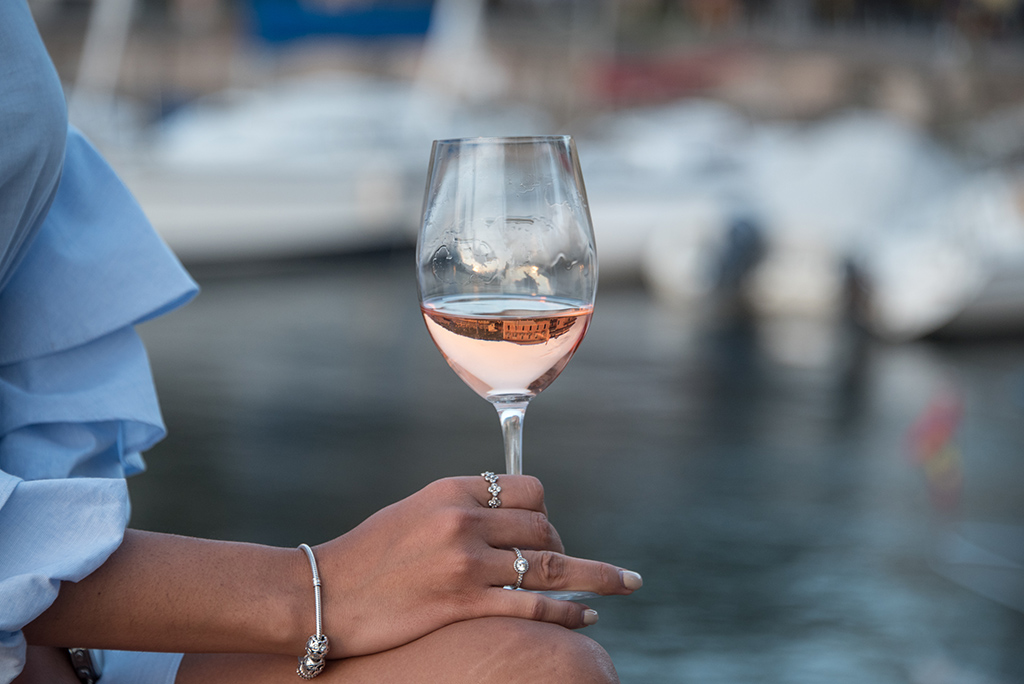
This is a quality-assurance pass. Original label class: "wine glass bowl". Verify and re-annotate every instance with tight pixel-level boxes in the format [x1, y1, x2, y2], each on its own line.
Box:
[416, 136, 597, 477]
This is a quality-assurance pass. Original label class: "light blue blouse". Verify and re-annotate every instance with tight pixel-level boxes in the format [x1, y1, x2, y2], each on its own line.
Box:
[0, 3, 198, 680]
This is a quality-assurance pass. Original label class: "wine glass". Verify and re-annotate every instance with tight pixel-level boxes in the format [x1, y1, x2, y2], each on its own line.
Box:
[416, 136, 597, 479]
[416, 137, 598, 600]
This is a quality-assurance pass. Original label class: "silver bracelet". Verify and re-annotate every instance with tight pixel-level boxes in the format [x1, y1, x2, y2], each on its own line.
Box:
[296, 544, 330, 679]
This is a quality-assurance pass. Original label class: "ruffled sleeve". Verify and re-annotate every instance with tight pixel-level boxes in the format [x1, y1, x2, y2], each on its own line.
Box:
[0, 126, 198, 681]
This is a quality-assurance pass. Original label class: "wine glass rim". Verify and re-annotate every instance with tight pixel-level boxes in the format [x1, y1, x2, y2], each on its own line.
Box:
[432, 135, 573, 145]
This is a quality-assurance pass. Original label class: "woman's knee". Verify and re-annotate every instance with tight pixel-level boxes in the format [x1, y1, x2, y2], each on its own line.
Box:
[175, 618, 619, 684]
[461, 617, 619, 684]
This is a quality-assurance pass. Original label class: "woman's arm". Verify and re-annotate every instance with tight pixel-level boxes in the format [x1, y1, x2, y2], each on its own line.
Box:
[22, 529, 310, 657]
[23, 476, 640, 659]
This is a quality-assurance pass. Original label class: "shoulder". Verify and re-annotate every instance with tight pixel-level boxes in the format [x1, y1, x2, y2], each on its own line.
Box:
[0, 1, 67, 180]
[0, 1, 68, 289]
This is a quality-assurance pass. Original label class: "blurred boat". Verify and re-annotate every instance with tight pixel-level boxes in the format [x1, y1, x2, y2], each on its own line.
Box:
[69, 0, 545, 262]
[102, 71, 553, 262]
[103, 73, 432, 262]
[856, 171, 1024, 340]
[611, 102, 1024, 341]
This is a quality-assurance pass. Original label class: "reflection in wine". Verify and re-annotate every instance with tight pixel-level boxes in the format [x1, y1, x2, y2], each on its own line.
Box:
[421, 295, 593, 400]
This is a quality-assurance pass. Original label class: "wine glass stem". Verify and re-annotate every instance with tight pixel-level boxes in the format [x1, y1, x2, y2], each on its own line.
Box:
[495, 403, 528, 475]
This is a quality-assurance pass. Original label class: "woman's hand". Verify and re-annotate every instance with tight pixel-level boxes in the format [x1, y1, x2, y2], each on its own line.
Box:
[314, 475, 642, 658]
[24, 475, 640, 662]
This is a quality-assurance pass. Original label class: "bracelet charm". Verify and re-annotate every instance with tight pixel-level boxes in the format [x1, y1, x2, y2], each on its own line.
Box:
[298, 634, 329, 679]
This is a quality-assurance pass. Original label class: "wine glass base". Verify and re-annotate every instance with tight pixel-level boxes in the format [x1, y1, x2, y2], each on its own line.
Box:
[504, 586, 601, 601]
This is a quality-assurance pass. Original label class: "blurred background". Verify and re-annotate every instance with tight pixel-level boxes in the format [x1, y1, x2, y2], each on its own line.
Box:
[32, 0, 1024, 681]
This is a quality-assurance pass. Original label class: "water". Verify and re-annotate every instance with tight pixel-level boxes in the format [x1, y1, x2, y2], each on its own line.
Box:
[134, 250, 1024, 683]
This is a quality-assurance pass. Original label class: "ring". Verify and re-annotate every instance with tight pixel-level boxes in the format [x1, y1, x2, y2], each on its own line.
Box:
[481, 471, 501, 508]
[511, 547, 529, 590]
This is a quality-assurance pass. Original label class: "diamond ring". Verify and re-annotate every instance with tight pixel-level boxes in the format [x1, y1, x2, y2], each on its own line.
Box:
[512, 547, 529, 590]
[481, 471, 501, 508]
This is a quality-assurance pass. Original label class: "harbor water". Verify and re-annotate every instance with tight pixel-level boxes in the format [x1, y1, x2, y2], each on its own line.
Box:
[134, 250, 1024, 684]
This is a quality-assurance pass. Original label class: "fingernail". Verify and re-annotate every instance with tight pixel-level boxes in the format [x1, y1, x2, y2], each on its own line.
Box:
[620, 570, 644, 590]
[582, 609, 599, 626]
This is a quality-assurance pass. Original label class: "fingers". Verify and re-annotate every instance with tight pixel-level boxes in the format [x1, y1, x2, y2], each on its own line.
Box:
[480, 508, 565, 555]
[488, 587, 601, 630]
[423, 475, 642, 597]
[461, 474, 548, 514]
[488, 548, 643, 597]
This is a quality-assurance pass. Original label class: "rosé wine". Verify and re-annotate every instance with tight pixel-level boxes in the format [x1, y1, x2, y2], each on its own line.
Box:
[421, 294, 593, 401]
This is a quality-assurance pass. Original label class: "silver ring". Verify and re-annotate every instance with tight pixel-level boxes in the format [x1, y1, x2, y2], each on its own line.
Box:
[481, 471, 501, 508]
[512, 547, 529, 590]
